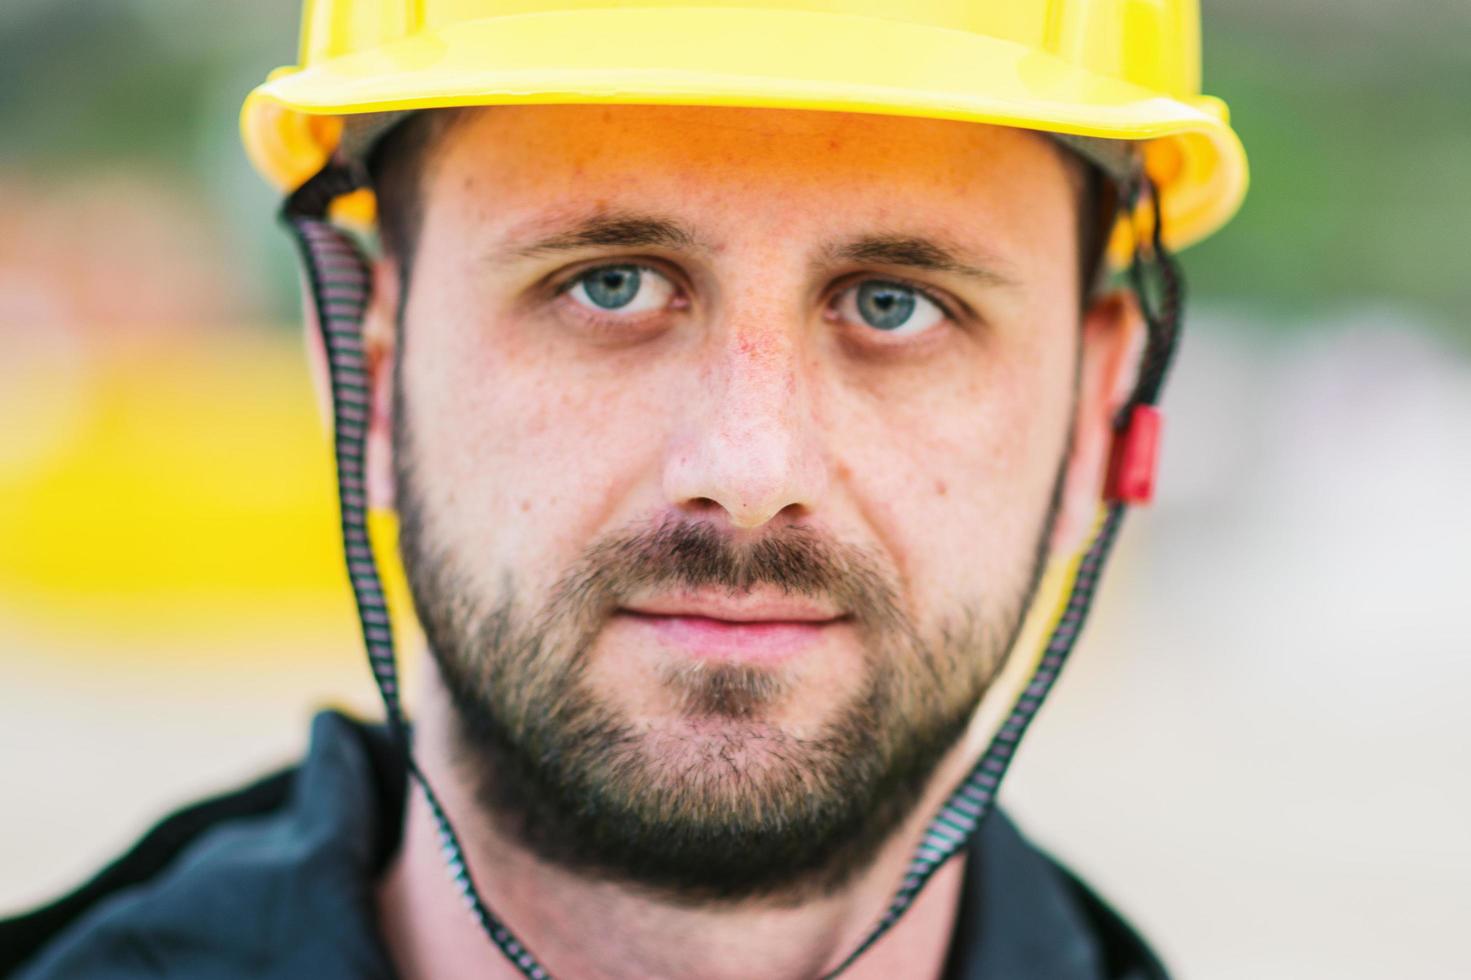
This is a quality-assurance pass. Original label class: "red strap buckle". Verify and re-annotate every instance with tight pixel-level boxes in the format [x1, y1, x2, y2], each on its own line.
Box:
[1105, 405, 1162, 505]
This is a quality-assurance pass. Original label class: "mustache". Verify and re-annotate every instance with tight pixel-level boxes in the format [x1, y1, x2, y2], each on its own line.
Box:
[545, 517, 906, 630]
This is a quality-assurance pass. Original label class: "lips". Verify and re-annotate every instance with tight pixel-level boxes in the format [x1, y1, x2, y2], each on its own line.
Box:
[617, 590, 848, 662]
[624, 589, 843, 623]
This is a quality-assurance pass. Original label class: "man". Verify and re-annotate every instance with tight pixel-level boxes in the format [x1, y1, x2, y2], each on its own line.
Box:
[2, 3, 1247, 978]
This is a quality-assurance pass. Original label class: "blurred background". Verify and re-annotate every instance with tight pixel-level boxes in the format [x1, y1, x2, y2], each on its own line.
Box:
[2, 1, 1467, 976]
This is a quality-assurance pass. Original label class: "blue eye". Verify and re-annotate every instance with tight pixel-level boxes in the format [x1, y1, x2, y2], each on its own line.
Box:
[568, 264, 673, 314]
[580, 265, 640, 308]
[857, 281, 915, 330]
[836, 280, 945, 337]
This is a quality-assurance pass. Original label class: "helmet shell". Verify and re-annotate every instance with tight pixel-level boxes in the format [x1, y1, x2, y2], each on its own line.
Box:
[242, 0, 1249, 251]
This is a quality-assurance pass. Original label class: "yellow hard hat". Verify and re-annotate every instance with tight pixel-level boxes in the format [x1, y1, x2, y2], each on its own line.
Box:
[241, 0, 1247, 251]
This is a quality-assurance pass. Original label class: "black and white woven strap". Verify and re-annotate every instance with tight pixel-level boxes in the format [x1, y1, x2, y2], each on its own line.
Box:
[282, 170, 552, 980]
[280, 162, 1182, 980]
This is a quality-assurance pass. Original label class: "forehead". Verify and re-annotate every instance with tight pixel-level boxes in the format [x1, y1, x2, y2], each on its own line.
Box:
[418, 104, 1079, 252]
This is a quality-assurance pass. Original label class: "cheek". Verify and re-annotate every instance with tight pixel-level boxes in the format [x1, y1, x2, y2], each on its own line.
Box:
[400, 280, 672, 596]
[828, 312, 1075, 619]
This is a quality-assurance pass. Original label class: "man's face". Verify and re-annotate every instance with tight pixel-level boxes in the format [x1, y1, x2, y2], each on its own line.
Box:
[374, 105, 1116, 901]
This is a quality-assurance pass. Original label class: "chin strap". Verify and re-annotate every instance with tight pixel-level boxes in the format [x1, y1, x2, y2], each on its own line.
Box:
[283, 169, 553, 980]
[281, 164, 1181, 980]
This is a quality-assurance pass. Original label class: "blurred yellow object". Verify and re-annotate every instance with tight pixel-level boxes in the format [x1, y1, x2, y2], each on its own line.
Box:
[241, 0, 1248, 253]
[0, 329, 417, 652]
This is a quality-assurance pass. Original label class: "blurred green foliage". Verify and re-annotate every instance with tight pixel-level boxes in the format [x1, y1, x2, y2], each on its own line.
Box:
[2, 0, 1466, 332]
[1187, 0, 1471, 328]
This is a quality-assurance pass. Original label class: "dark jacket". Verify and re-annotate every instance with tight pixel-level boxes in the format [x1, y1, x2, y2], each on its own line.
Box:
[2, 712, 1168, 979]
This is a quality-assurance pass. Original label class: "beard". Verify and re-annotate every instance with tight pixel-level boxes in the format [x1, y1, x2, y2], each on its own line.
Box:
[394, 396, 1063, 905]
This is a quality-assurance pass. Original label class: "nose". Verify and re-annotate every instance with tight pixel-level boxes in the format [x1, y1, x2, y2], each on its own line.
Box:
[663, 330, 829, 530]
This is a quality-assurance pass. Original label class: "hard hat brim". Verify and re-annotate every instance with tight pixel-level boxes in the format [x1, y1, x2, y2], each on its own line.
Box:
[242, 7, 1247, 251]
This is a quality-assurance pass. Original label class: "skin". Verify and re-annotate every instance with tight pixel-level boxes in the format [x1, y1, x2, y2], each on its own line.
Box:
[327, 104, 1144, 980]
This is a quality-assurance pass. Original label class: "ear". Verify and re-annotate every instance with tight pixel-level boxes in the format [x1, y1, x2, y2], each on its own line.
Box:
[1048, 288, 1147, 559]
[300, 255, 401, 512]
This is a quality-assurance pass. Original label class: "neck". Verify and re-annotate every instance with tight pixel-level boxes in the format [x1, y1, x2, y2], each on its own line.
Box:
[376, 653, 975, 980]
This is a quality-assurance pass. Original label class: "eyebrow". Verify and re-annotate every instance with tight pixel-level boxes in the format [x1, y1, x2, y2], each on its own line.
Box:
[824, 235, 1016, 288]
[498, 213, 1015, 289]
[505, 212, 704, 260]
